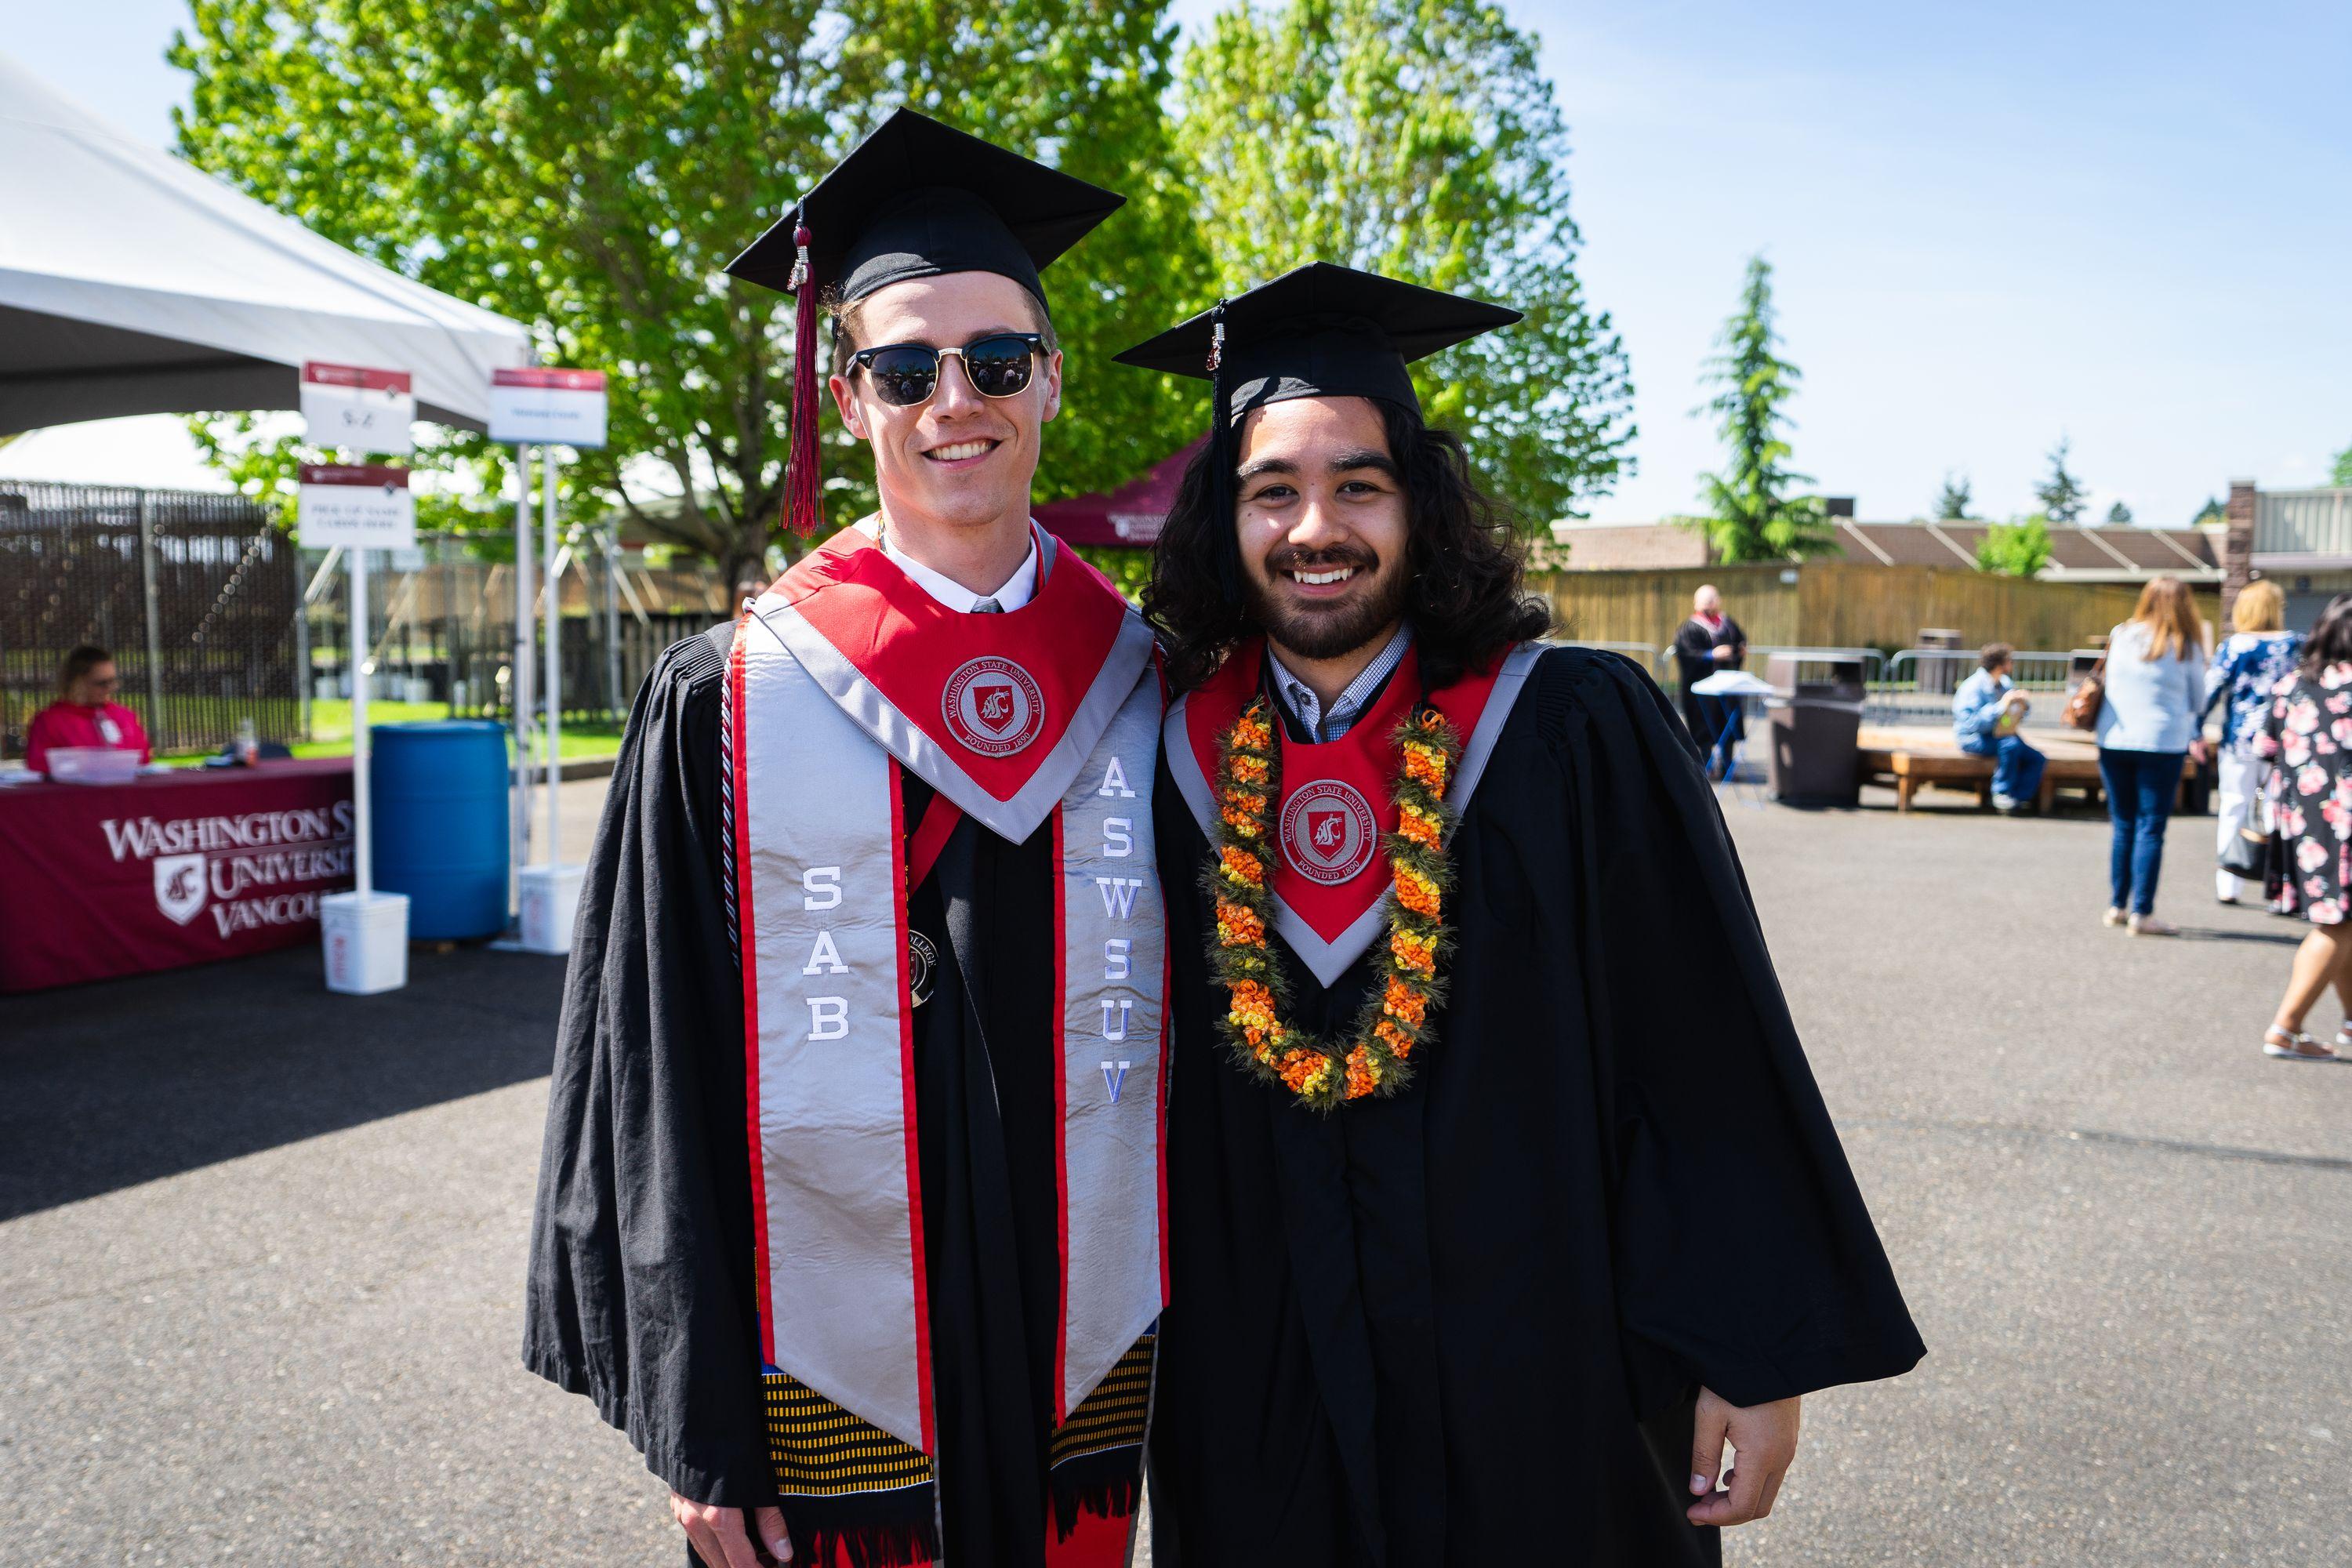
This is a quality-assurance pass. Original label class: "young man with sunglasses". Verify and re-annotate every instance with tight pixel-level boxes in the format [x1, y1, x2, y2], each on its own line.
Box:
[527, 112, 1168, 1568]
[1123, 266, 1922, 1566]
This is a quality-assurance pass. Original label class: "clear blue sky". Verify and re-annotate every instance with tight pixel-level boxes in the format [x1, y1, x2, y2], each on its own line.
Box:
[6, 0, 2348, 528]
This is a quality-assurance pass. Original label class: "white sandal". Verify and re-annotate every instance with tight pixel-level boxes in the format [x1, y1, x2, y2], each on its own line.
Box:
[2265, 1028, 2339, 1062]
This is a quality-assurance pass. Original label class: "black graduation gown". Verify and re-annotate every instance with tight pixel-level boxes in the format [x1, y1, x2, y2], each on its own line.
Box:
[1672, 614, 1747, 750]
[1148, 645, 1922, 1567]
[524, 630, 1071, 1565]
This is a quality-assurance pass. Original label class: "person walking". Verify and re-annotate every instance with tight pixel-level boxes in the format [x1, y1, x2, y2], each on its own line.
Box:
[1953, 642, 2045, 813]
[2202, 579, 2301, 906]
[2095, 576, 2210, 935]
[2256, 593, 2352, 1060]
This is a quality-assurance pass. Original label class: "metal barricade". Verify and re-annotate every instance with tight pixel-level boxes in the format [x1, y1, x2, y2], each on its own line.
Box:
[1871, 648, 2082, 731]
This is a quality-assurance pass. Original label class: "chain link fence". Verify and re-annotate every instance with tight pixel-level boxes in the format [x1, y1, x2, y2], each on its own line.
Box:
[2, 482, 300, 760]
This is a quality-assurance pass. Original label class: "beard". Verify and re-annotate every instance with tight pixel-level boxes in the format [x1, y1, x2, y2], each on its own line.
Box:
[1243, 544, 1411, 662]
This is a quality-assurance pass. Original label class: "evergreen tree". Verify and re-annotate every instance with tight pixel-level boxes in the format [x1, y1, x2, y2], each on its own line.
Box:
[2191, 496, 2226, 527]
[1692, 256, 1833, 561]
[2105, 500, 2133, 526]
[2036, 437, 2090, 524]
[2333, 443, 2352, 486]
[1933, 472, 1973, 521]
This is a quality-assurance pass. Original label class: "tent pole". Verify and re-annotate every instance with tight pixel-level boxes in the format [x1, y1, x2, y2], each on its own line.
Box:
[511, 445, 534, 912]
[352, 543, 372, 896]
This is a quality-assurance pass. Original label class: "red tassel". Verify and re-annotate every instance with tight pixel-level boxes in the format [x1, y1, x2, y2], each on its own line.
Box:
[783, 223, 821, 537]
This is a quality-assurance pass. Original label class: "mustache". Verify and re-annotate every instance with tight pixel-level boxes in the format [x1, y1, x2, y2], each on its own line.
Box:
[1264, 544, 1378, 575]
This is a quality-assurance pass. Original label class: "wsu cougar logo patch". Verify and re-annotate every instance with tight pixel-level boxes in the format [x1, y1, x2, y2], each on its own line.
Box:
[1279, 781, 1379, 886]
[943, 656, 1046, 757]
[154, 853, 209, 925]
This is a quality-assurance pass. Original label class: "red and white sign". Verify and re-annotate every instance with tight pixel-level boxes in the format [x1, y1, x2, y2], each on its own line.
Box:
[300, 361, 416, 455]
[297, 463, 416, 550]
[488, 366, 608, 448]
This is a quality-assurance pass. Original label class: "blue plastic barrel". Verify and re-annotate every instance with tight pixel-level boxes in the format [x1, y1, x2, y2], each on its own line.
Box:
[371, 720, 510, 940]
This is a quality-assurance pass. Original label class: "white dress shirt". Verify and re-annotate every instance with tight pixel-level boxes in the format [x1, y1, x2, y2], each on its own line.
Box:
[880, 523, 1040, 613]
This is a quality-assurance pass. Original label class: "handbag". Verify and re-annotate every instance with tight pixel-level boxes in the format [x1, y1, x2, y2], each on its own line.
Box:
[2062, 652, 2107, 733]
[2219, 771, 2274, 880]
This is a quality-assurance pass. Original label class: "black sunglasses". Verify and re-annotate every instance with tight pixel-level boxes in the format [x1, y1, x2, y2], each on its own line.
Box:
[851, 332, 1044, 407]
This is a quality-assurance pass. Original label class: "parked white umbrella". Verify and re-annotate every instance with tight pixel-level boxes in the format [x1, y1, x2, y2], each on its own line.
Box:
[0, 50, 532, 432]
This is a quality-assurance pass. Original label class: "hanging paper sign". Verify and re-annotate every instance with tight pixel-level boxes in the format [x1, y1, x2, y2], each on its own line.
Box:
[301, 362, 416, 455]
[488, 367, 608, 448]
[298, 464, 416, 550]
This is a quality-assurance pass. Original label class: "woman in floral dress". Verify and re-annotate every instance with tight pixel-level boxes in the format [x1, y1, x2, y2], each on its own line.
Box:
[2256, 593, 2352, 1060]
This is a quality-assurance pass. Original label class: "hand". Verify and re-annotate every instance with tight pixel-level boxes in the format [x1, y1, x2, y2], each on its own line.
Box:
[2189, 739, 2211, 766]
[670, 1493, 792, 1567]
[1687, 1387, 1800, 1527]
[1711, 645, 1735, 662]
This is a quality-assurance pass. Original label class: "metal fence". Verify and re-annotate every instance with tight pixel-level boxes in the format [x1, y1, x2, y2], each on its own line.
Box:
[1, 482, 300, 760]
[1868, 647, 2093, 731]
[300, 532, 724, 727]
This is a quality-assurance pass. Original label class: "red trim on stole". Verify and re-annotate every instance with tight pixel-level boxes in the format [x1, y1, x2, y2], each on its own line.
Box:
[1155, 943, 1172, 1306]
[889, 764, 937, 1454]
[772, 530, 1130, 804]
[1050, 807, 1072, 1424]
[730, 619, 775, 1368]
[1182, 640, 1506, 942]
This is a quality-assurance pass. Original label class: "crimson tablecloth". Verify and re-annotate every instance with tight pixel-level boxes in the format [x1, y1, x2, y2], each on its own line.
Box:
[0, 760, 354, 993]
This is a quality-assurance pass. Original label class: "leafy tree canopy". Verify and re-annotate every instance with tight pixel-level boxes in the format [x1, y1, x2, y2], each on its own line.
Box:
[2105, 499, 2133, 526]
[2332, 443, 2352, 487]
[1172, 0, 1634, 527]
[1976, 514, 2053, 578]
[1692, 255, 1834, 563]
[171, 0, 1207, 590]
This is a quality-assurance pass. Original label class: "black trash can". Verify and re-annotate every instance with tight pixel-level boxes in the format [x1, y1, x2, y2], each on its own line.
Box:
[1765, 653, 1866, 807]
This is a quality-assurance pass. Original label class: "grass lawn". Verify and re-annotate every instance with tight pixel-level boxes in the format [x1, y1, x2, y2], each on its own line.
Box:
[156, 700, 627, 765]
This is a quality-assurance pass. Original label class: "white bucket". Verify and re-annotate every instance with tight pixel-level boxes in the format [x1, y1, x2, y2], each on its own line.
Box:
[519, 864, 585, 956]
[321, 890, 410, 994]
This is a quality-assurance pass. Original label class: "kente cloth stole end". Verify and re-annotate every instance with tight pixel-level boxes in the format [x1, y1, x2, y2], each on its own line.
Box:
[727, 534, 1167, 1563]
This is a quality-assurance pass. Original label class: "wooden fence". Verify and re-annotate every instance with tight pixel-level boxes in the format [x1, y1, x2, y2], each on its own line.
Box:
[1530, 561, 2212, 660]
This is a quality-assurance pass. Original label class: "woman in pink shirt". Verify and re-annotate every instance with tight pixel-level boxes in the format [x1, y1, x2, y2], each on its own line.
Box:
[25, 644, 151, 775]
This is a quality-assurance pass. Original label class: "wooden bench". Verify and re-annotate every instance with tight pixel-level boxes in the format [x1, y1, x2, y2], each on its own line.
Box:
[1857, 744, 2190, 814]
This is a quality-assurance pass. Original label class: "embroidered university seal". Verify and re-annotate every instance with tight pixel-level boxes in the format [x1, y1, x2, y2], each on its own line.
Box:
[942, 655, 1046, 757]
[1279, 780, 1379, 886]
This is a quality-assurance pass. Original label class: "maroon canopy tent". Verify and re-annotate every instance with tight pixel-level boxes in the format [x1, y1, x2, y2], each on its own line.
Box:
[1035, 438, 1204, 547]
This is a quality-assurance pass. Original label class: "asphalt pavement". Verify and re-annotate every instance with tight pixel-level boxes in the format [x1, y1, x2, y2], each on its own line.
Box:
[1, 780, 2341, 1565]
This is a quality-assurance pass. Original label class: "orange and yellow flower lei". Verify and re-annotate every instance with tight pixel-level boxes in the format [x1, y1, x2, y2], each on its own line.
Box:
[1204, 697, 1462, 1111]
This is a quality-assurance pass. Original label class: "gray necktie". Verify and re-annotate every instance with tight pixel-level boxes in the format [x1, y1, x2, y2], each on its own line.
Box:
[971, 597, 1002, 614]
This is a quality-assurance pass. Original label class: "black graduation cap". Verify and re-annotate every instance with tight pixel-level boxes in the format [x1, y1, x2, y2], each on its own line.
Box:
[724, 108, 1124, 311]
[725, 111, 1123, 535]
[1116, 263, 1519, 601]
[1112, 262, 1520, 422]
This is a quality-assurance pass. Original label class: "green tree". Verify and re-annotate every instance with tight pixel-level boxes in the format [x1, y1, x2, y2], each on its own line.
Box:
[1933, 471, 1973, 521]
[2105, 499, 2133, 526]
[171, 0, 1206, 590]
[1976, 514, 2053, 577]
[1171, 0, 1634, 526]
[2332, 443, 2352, 486]
[1691, 256, 1832, 562]
[2035, 437, 2089, 524]
[2191, 496, 2226, 526]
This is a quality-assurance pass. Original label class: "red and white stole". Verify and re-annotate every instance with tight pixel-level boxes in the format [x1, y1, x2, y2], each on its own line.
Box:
[1163, 636, 1545, 987]
[728, 521, 1167, 1467]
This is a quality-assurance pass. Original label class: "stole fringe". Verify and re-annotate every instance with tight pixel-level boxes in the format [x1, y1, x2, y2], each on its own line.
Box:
[1047, 1447, 1145, 1542]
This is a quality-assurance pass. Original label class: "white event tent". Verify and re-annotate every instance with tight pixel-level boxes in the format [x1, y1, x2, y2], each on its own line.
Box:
[0, 50, 532, 432]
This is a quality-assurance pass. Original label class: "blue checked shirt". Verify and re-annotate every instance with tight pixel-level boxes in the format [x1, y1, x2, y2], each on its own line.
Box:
[1267, 623, 1414, 742]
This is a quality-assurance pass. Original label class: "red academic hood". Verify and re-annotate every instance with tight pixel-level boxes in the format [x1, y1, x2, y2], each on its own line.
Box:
[1035, 438, 1206, 548]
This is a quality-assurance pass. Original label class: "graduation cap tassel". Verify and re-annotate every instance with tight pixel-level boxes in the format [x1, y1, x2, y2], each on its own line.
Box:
[782, 223, 822, 537]
[1205, 303, 1240, 611]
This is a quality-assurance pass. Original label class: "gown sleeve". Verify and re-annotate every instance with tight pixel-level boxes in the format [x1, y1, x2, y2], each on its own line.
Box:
[1552, 648, 1925, 1410]
[522, 633, 777, 1505]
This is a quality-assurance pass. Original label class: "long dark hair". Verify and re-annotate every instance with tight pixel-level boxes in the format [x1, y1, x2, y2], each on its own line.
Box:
[1142, 399, 1552, 693]
[2302, 593, 2352, 677]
